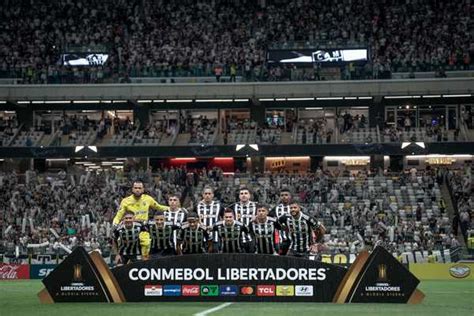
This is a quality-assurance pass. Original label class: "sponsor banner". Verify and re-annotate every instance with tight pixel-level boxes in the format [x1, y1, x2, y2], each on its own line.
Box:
[182, 285, 200, 296]
[239, 285, 255, 296]
[201, 285, 219, 296]
[144, 285, 162, 296]
[257, 285, 275, 297]
[163, 285, 181, 296]
[111, 254, 346, 302]
[39, 246, 424, 303]
[320, 249, 453, 265]
[220, 285, 238, 296]
[267, 49, 368, 65]
[30, 265, 57, 279]
[0, 264, 30, 280]
[295, 285, 313, 296]
[276, 285, 294, 296]
[409, 263, 473, 281]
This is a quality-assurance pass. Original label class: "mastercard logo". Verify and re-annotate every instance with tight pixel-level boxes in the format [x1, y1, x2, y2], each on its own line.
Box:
[240, 286, 255, 295]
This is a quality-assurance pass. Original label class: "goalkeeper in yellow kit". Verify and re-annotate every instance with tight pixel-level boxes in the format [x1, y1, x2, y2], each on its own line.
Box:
[112, 181, 169, 260]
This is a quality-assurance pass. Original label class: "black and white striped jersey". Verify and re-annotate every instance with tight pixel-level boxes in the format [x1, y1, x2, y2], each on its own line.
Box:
[278, 212, 320, 254]
[164, 208, 188, 225]
[212, 220, 251, 253]
[197, 201, 222, 228]
[269, 204, 291, 241]
[114, 222, 147, 256]
[269, 203, 291, 218]
[249, 217, 281, 254]
[177, 223, 210, 254]
[147, 221, 180, 252]
[232, 201, 257, 227]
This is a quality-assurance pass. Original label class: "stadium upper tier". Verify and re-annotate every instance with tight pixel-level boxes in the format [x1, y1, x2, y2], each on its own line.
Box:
[0, 0, 471, 83]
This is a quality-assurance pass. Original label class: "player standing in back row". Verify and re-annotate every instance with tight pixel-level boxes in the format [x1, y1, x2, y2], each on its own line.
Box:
[278, 202, 326, 257]
[113, 181, 169, 225]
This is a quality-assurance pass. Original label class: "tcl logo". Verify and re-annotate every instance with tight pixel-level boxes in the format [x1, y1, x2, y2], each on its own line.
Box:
[182, 285, 200, 296]
[257, 285, 275, 296]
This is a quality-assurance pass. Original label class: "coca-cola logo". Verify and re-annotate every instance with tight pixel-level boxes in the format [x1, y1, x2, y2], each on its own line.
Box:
[182, 285, 200, 296]
[0, 264, 30, 279]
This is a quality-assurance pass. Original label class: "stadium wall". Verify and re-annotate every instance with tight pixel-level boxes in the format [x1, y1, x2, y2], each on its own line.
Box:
[1, 78, 473, 100]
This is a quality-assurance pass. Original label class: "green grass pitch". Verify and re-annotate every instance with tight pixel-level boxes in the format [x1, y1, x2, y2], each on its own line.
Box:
[1, 280, 472, 316]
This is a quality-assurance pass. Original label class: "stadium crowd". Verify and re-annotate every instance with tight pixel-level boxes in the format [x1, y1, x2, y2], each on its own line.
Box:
[0, 0, 471, 83]
[0, 164, 465, 259]
[447, 167, 473, 244]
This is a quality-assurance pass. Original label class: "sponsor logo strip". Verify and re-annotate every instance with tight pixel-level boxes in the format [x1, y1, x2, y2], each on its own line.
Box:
[295, 285, 313, 296]
[220, 285, 238, 296]
[182, 285, 200, 296]
[257, 285, 275, 297]
[276, 285, 294, 296]
[163, 285, 181, 296]
[201, 285, 219, 296]
[144, 285, 163, 296]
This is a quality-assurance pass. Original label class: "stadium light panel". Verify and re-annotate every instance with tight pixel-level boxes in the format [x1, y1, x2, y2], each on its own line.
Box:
[442, 94, 471, 98]
[195, 99, 233, 102]
[167, 99, 193, 103]
[249, 144, 259, 151]
[422, 95, 441, 98]
[73, 100, 100, 103]
[287, 97, 314, 101]
[316, 97, 343, 100]
[236, 144, 245, 151]
[384, 96, 415, 99]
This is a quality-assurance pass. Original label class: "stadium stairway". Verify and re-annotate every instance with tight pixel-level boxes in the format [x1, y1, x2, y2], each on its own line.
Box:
[440, 182, 467, 249]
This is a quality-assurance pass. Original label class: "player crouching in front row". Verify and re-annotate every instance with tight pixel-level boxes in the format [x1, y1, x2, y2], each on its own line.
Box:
[112, 210, 151, 265]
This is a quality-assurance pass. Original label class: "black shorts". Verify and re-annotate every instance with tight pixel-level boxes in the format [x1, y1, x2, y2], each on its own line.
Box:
[287, 250, 309, 258]
[120, 254, 139, 264]
[150, 248, 176, 259]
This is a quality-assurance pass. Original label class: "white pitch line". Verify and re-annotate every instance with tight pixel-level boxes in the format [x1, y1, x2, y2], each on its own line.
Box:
[194, 302, 233, 316]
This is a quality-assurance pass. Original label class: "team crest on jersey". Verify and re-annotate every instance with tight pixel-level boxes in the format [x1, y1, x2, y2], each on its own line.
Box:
[143, 202, 146, 206]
